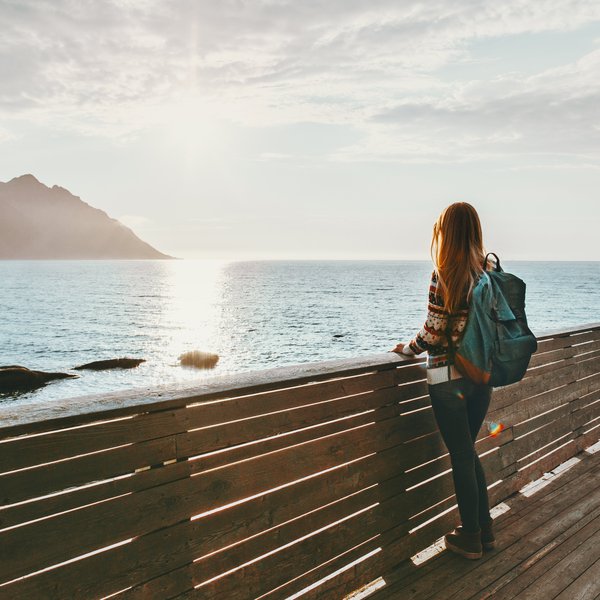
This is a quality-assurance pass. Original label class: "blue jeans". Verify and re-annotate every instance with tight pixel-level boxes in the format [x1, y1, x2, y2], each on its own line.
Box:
[428, 377, 493, 533]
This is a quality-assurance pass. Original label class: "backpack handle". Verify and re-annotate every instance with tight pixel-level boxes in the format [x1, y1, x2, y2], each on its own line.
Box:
[484, 252, 501, 272]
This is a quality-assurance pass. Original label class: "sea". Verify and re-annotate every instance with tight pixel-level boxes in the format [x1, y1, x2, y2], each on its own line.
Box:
[1, 260, 598, 408]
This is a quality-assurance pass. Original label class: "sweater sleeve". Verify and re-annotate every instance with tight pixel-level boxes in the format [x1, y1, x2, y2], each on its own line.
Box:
[407, 270, 449, 354]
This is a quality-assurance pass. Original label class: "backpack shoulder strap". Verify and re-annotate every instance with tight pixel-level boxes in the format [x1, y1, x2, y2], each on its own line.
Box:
[484, 252, 502, 272]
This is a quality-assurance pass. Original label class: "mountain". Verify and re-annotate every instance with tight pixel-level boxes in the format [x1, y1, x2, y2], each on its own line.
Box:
[0, 174, 173, 259]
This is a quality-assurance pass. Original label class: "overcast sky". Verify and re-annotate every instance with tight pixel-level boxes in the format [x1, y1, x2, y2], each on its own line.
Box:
[1, 0, 599, 260]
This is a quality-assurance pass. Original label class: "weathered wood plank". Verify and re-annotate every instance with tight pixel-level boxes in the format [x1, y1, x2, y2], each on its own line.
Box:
[0, 353, 417, 437]
[0, 382, 426, 508]
[533, 323, 600, 339]
[0, 367, 413, 473]
[3, 440, 408, 599]
[369, 450, 600, 600]
[499, 408, 576, 468]
[265, 536, 383, 600]
[533, 328, 600, 354]
[491, 363, 579, 410]
[0, 389, 440, 531]
[495, 438, 582, 500]
[512, 401, 572, 439]
[479, 509, 600, 600]
[528, 345, 576, 369]
[177, 384, 407, 459]
[0, 324, 596, 599]
[489, 383, 577, 433]
[0, 436, 177, 506]
[0, 456, 193, 531]
[553, 550, 600, 600]
[0, 404, 425, 585]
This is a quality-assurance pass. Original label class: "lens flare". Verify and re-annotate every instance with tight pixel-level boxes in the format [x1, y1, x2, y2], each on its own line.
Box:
[487, 421, 504, 436]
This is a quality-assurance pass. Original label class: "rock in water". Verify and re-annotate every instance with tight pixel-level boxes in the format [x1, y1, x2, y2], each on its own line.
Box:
[73, 358, 146, 371]
[179, 351, 219, 369]
[0, 365, 78, 392]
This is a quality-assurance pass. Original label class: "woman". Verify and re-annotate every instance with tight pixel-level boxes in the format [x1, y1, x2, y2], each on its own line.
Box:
[391, 202, 495, 560]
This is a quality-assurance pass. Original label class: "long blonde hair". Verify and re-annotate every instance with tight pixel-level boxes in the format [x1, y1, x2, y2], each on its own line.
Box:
[430, 202, 486, 314]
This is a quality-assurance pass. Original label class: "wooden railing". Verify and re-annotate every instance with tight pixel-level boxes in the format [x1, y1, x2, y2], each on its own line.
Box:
[0, 323, 599, 599]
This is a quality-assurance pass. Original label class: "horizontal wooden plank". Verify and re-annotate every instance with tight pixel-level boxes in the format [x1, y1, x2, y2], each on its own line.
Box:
[0, 404, 426, 585]
[528, 345, 576, 369]
[0, 457, 193, 532]
[576, 371, 600, 397]
[184, 362, 424, 431]
[2, 440, 410, 599]
[578, 355, 600, 379]
[500, 410, 575, 467]
[534, 328, 600, 354]
[571, 386, 600, 413]
[176, 383, 409, 459]
[489, 382, 579, 430]
[492, 362, 579, 410]
[0, 353, 420, 438]
[265, 534, 382, 600]
[512, 399, 573, 438]
[533, 323, 600, 340]
[400, 426, 512, 492]
[0, 390, 432, 529]
[571, 400, 600, 430]
[0, 436, 177, 507]
[573, 338, 600, 356]
[187, 503, 387, 599]
[495, 438, 582, 500]
[0, 323, 597, 599]
[0, 366, 420, 474]
[575, 423, 600, 450]
[0, 410, 184, 475]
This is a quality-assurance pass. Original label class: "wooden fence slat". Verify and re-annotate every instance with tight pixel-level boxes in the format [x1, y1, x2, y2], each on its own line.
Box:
[0, 368, 406, 473]
[0, 353, 416, 438]
[491, 362, 579, 409]
[0, 324, 598, 600]
[489, 382, 577, 431]
[0, 388, 431, 530]
[0, 403, 426, 585]
[2, 440, 409, 599]
[0, 436, 177, 507]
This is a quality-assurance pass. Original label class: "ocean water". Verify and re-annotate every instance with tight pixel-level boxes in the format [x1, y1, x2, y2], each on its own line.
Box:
[1, 259, 598, 407]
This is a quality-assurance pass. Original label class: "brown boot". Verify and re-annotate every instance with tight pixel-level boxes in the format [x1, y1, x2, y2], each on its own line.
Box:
[444, 525, 483, 559]
[480, 517, 496, 550]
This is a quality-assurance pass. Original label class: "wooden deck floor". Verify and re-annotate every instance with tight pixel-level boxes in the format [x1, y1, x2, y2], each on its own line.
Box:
[366, 444, 600, 600]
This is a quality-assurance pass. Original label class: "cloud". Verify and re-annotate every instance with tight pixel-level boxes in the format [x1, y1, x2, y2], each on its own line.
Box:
[351, 47, 600, 164]
[1, 0, 599, 164]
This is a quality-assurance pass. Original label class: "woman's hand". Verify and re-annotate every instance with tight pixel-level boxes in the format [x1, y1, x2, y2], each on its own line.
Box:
[390, 342, 406, 353]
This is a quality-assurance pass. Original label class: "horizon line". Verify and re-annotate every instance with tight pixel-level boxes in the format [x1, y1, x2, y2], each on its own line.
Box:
[3, 257, 597, 262]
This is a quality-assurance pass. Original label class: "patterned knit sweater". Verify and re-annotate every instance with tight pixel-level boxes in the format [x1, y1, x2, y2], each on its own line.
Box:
[407, 270, 470, 380]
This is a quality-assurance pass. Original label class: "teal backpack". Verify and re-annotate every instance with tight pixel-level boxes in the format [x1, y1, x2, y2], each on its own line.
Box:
[447, 253, 538, 387]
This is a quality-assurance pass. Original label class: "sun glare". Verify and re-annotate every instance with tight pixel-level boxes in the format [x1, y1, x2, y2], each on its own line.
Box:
[161, 96, 226, 165]
[162, 259, 228, 360]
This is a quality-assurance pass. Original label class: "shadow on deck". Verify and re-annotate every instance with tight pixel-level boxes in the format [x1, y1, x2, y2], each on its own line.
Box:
[366, 442, 600, 600]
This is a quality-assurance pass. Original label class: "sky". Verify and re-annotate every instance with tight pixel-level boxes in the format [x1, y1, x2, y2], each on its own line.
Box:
[1, 0, 599, 260]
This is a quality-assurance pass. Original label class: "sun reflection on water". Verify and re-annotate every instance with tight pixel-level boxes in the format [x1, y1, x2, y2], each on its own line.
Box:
[161, 259, 229, 365]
